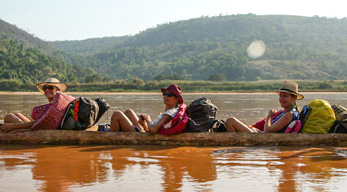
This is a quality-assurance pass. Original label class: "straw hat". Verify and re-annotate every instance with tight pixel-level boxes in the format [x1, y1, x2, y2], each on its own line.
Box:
[275, 80, 304, 100]
[36, 78, 67, 93]
[161, 84, 183, 104]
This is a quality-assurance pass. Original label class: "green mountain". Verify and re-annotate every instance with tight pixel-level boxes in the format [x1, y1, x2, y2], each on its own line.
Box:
[0, 19, 56, 54]
[51, 14, 347, 81]
[2, 14, 347, 82]
[49, 36, 130, 55]
[0, 37, 102, 84]
[0, 19, 101, 84]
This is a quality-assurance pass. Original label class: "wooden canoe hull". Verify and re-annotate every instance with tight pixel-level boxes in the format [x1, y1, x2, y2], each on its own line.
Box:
[0, 130, 346, 146]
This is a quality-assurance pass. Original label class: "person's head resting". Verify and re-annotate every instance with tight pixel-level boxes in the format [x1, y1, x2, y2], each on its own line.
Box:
[36, 78, 67, 102]
[275, 80, 304, 109]
[160, 84, 183, 106]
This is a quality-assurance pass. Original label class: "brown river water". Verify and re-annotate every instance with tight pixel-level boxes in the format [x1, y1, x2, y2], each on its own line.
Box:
[0, 93, 346, 191]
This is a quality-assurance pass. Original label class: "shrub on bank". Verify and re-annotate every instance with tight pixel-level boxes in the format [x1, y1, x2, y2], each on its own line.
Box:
[1, 80, 346, 92]
[0, 79, 23, 91]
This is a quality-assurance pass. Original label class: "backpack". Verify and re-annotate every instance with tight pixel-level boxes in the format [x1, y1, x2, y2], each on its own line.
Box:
[300, 99, 336, 134]
[331, 104, 347, 121]
[183, 97, 218, 132]
[31, 92, 75, 130]
[299, 105, 311, 125]
[158, 103, 189, 135]
[211, 119, 227, 132]
[284, 120, 302, 133]
[329, 104, 347, 133]
[329, 120, 347, 133]
[59, 97, 110, 130]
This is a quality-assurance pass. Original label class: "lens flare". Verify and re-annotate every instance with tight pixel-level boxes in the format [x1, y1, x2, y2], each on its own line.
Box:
[247, 40, 266, 59]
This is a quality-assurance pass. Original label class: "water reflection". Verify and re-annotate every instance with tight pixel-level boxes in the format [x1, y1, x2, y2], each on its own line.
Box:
[1, 93, 347, 191]
[0, 145, 346, 191]
[213, 147, 347, 191]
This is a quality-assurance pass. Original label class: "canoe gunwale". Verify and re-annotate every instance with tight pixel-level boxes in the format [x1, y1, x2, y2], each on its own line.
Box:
[0, 130, 346, 146]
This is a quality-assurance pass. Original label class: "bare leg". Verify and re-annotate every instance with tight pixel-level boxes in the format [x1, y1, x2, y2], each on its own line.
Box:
[124, 109, 145, 132]
[4, 113, 31, 123]
[110, 110, 136, 132]
[15, 113, 31, 122]
[226, 117, 254, 133]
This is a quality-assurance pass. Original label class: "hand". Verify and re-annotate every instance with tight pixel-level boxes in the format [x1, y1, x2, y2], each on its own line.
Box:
[140, 114, 151, 122]
[138, 120, 148, 132]
[138, 118, 145, 126]
[267, 109, 277, 118]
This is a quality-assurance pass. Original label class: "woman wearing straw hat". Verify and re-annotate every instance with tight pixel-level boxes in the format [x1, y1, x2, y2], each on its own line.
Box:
[1, 78, 67, 132]
[226, 80, 304, 133]
[107, 84, 184, 133]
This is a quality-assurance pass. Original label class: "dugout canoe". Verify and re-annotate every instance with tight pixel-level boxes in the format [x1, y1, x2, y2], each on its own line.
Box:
[0, 130, 346, 146]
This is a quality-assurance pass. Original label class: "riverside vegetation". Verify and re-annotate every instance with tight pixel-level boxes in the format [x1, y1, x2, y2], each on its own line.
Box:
[0, 79, 345, 92]
[1, 14, 347, 89]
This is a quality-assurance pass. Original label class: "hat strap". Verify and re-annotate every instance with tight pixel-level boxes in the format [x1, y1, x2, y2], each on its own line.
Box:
[280, 88, 298, 94]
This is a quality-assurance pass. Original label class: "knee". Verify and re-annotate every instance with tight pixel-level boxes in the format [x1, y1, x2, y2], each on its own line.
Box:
[4, 113, 16, 123]
[111, 110, 123, 121]
[124, 109, 135, 116]
[5, 113, 15, 118]
[226, 116, 237, 125]
[226, 117, 237, 132]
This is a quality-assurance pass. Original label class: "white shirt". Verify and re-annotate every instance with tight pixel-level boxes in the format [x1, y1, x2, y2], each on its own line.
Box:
[152, 107, 178, 129]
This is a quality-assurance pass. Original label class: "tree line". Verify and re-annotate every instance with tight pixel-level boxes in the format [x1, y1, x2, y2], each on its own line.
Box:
[0, 37, 102, 85]
[2, 14, 347, 85]
[51, 15, 347, 81]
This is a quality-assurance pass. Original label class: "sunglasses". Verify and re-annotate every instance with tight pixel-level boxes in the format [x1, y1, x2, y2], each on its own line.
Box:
[42, 85, 55, 91]
[162, 91, 175, 97]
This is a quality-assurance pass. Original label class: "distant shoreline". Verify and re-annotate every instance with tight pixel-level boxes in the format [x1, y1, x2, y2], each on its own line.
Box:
[1, 91, 347, 95]
[2, 80, 346, 93]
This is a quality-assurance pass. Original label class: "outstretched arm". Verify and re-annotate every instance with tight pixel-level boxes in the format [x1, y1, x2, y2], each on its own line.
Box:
[141, 114, 172, 133]
[0, 121, 36, 132]
[264, 110, 292, 133]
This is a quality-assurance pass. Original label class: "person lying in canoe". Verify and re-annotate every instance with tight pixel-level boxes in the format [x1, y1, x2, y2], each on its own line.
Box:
[0, 78, 70, 132]
[108, 84, 184, 133]
[225, 80, 304, 133]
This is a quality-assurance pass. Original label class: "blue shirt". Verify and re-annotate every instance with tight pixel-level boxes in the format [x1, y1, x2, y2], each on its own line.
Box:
[271, 109, 299, 133]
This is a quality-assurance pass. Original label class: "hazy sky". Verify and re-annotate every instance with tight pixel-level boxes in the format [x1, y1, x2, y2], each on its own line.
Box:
[0, 0, 346, 41]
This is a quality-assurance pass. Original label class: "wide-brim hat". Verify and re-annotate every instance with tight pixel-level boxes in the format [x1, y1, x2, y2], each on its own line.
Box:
[275, 80, 304, 100]
[36, 78, 67, 93]
[161, 84, 183, 104]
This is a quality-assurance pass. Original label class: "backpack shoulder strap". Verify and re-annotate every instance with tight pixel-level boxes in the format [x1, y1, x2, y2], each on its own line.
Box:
[158, 103, 189, 135]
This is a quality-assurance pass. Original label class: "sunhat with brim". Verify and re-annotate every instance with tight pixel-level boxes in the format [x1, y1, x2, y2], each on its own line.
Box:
[275, 80, 304, 100]
[161, 84, 183, 104]
[36, 78, 67, 93]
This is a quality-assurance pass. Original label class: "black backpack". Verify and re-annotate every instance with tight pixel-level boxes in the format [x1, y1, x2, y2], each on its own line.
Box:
[329, 120, 347, 133]
[59, 97, 110, 130]
[331, 104, 347, 121]
[184, 97, 218, 132]
[298, 105, 312, 132]
[211, 119, 227, 132]
[329, 104, 347, 133]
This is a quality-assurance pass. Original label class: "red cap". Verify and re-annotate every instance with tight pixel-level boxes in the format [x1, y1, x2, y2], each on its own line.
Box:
[161, 84, 183, 104]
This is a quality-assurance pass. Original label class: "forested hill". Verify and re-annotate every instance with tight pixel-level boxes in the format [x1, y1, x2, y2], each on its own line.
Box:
[49, 36, 130, 55]
[0, 19, 56, 54]
[0, 18, 104, 84]
[51, 14, 347, 81]
[51, 15, 347, 55]
[0, 37, 102, 85]
[2, 15, 347, 83]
